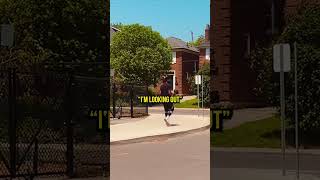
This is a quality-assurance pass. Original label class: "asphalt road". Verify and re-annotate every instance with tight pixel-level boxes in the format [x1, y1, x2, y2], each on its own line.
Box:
[211, 149, 320, 179]
[111, 130, 210, 180]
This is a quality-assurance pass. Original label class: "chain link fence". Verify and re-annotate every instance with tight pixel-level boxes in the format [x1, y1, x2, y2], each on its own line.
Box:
[0, 63, 109, 179]
[110, 82, 148, 119]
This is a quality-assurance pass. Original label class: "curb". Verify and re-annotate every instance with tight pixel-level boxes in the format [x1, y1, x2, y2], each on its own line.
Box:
[111, 124, 211, 146]
[211, 147, 320, 155]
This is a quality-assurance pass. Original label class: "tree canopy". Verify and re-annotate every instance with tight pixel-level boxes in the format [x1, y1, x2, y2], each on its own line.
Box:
[110, 24, 172, 86]
[0, 0, 107, 71]
[188, 35, 205, 47]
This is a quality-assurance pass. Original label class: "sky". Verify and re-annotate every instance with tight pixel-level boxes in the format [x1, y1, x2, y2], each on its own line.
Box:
[110, 0, 210, 42]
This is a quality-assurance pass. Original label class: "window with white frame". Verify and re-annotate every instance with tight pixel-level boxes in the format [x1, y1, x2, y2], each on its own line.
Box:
[172, 51, 176, 64]
[205, 48, 210, 60]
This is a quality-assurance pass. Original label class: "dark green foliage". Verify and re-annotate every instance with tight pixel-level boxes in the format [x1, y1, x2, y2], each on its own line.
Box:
[250, 5, 320, 133]
[0, 0, 107, 70]
[188, 35, 205, 47]
[189, 63, 210, 107]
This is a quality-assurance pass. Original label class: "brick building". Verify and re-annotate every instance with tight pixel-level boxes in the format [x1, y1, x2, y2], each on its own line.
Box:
[199, 25, 211, 68]
[210, 0, 318, 107]
[163, 37, 200, 95]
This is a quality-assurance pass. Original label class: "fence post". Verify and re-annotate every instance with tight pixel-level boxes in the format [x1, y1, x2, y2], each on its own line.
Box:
[112, 81, 116, 119]
[8, 68, 16, 178]
[130, 85, 134, 118]
[145, 86, 148, 115]
[66, 72, 74, 178]
[33, 138, 39, 175]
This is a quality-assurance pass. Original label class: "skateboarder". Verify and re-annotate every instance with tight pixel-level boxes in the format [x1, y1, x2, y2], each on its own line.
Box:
[160, 77, 174, 126]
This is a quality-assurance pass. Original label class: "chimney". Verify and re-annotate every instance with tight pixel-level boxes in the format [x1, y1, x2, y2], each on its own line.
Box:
[205, 24, 210, 42]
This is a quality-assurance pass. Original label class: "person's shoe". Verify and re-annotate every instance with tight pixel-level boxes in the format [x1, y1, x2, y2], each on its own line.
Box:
[166, 114, 171, 121]
[164, 118, 170, 126]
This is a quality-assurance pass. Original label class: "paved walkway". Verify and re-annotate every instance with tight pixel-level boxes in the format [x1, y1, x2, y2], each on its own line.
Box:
[110, 107, 275, 144]
[180, 95, 196, 102]
[224, 107, 277, 129]
[110, 113, 210, 144]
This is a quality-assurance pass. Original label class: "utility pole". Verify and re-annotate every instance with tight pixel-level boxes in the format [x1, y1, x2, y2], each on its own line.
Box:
[191, 31, 194, 42]
[294, 42, 299, 179]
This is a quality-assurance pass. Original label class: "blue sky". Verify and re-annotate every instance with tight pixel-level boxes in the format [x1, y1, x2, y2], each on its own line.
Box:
[111, 0, 210, 42]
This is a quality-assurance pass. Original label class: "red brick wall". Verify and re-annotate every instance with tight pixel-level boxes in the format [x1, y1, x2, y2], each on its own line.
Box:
[199, 48, 207, 68]
[154, 50, 199, 95]
[182, 52, 199, 94]
[211, 0, 232, 102]
[211, 0, 269, 106]
[230, 0, 269, 105]
[211, 0, 319, 107]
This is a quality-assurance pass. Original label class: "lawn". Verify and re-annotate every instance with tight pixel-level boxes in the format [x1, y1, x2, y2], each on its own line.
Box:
[211, 116, 281, 148]
[175, 98, 198, 108]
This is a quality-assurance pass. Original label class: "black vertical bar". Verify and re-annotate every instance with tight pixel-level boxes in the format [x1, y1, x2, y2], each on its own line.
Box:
[271, 0, 275, 35]
[112, 81, 116, 119]
[130, 85, 133, 118]
[66, 72, 74, 177]
[33, 138, 38, 175]
[145, 86, 148, 115]
[8, 68, 17, 178]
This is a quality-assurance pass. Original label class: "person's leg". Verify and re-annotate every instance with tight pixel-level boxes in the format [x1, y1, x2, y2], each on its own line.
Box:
[163, 103, 170, 126]
[168, 103, 173, 116]
[164, 103, 170, 119]
[163, 103, 168, 117]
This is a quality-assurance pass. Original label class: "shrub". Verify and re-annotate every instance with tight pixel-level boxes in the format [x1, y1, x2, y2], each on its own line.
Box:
[189, 63, 210, 107]
[249, 5, 320, 133]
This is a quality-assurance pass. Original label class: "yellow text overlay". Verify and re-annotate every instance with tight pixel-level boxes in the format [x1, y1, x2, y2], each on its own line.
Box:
[138, 96, 182, 104]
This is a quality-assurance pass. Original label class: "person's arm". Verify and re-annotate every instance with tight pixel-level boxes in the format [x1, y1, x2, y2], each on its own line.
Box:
[168, 86, 173, 96]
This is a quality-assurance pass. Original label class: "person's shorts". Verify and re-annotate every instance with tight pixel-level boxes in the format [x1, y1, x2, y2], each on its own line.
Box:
[163, 103, 174, 112]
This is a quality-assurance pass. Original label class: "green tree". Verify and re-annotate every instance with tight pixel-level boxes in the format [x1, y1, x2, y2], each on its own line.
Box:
[188, 35, 204, 47]
[110, 24, 172, 86]
[250, 5, 320, 133]
[111, 22, 125, 30]
[0, 0, 107, 71]
[189, 63, 210, 107]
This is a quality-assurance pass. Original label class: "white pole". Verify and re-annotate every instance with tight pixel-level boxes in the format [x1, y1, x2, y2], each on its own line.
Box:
[197, 83, 199, 117]
[294, 42, 299, 179]
[201, 75, 204, 118]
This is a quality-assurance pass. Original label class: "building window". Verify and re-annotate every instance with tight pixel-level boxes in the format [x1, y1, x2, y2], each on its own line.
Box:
[205, 48, 210, 60]
[172, 52, 176, 64]
[167, 71, 176, 90]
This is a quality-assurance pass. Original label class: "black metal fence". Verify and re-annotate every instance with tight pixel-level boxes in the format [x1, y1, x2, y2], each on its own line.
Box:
[110, 82, 148, 119]
[0, 66, 109, 179]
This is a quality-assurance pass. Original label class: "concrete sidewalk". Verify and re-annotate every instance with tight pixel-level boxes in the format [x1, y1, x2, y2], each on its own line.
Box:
[110, 113, 210, 144]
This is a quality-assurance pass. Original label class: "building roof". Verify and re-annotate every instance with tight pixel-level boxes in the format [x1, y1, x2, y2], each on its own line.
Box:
[167, 37, 199, 53]
[110, 27, 120, 41]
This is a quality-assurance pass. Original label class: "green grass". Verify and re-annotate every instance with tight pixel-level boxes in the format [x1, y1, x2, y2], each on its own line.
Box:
[211, 116, 281, 148]
[175, 98, 198, 108]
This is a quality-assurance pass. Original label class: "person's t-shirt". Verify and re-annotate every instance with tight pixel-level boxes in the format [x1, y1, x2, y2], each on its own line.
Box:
[160, 83, 172, 96]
